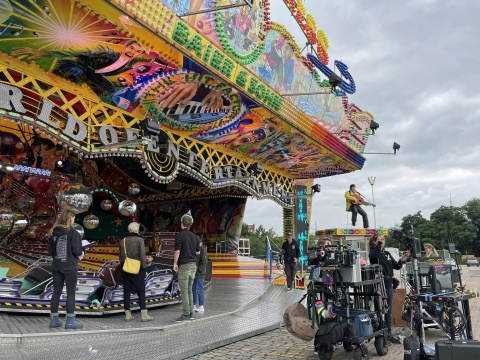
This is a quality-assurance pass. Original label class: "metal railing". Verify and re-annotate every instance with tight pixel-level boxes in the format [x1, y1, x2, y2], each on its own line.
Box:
[265, 236, 282, 280]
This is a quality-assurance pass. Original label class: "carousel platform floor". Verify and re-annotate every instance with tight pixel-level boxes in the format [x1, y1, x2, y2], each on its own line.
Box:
[0, 278, 301, 360]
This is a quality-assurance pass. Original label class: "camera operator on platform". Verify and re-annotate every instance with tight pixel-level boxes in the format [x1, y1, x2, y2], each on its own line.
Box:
[369, 233, 410, 344]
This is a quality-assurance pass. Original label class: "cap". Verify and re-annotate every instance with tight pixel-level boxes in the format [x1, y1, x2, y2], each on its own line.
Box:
[287, 232, 292, 236]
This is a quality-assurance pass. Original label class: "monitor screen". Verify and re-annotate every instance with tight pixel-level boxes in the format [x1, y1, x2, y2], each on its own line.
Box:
[429, 265, 454, 294]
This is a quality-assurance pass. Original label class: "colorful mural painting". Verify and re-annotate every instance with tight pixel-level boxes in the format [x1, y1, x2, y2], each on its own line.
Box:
[0, 0, 377, 262]
[1, 0, 371, 162]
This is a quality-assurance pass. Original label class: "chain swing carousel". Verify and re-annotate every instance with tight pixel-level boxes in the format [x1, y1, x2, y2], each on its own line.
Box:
[0, 0, 375, 315]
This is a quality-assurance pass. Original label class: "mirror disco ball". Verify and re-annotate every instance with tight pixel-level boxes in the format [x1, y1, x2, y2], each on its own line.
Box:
[83, 214, 99, 230]
[100, 199, 113, 211]
[72, 223, 84, 238]
[128, 183, 141, 196]
[57, 183, 92, 214]
[0, 207, 14, 228]
[118, 200, 137, 216]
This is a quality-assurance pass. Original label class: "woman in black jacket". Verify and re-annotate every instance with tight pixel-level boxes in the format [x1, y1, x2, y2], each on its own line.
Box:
[119, 222, 153, 322]
[47, 210, 83, 329]
[369, 233, 409, 344]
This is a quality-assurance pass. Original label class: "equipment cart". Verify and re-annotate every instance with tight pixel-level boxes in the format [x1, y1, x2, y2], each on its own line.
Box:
[307, 262, 390, 360]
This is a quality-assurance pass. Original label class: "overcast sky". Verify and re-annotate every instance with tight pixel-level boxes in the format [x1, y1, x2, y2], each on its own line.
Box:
[244, 0, 480, 235]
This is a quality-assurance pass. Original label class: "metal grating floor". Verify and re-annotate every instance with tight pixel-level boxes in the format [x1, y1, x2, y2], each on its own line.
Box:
[0, 278, 302, 360]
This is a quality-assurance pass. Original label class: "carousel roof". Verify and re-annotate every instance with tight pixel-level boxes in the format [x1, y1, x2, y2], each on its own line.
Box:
[0, 0, 375, 202]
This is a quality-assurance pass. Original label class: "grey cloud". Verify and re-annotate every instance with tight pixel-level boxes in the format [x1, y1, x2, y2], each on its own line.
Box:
[244, 0, 480, 235]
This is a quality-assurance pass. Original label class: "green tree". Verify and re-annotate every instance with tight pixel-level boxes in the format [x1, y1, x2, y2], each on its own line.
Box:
[399, 211, 428, 237]
[241, 224, 279, 257]
[429, 206, 476, 254]
[463, 199, 480, 255]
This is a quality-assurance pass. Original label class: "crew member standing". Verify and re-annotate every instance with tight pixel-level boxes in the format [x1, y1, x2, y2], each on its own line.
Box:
[345, 184, 369, 228]
[369, 233, 409, 344]
[281, 233, 300, 291]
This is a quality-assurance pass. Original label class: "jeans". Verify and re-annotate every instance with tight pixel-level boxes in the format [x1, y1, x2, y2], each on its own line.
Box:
[350, 204, 369, 228]
[192, 277, 205, 307]
[284, 263, 296, 288]
[178, 264, 197, 314]
[50, 268, 78, 315]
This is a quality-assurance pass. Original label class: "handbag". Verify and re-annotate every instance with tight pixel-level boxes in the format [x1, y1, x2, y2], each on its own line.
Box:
[122, 238, 141, 274]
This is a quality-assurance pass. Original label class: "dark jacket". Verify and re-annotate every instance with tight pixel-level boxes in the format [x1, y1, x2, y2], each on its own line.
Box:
[369, 242, 402, 282]
[119, 232, 146, 269]
[48, 226, 83, 271]
[195, 245, 208, 278]
[281, 239, 300, 264]
[145, 263, 158, 274]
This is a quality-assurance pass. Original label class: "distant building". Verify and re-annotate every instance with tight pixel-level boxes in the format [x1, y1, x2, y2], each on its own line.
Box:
[243, 222, 255, 233]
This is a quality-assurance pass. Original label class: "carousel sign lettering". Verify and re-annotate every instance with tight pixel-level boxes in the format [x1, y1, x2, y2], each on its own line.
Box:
[172, 22, 283, 112]
[0, 84, 287, 199]
[0, 83, 160, 151]
[165, 140, 288, 198]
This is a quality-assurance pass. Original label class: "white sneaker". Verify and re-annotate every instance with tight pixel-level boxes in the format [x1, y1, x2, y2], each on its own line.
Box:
[196, 306, 204, 312]
[193, 306, 198, 311]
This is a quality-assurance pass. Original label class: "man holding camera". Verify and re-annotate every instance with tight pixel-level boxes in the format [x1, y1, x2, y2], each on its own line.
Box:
[281, 233, 300, 291]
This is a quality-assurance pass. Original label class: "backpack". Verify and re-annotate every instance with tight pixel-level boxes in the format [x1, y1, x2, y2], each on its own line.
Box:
[352, 313, 373, 338]
[404, 335, 421, 360]
[283, 302, 317, 341]
[314, 322, 344, 347]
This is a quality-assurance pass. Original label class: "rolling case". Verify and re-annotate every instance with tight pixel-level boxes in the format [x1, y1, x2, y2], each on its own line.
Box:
[435, 339, 480, 360]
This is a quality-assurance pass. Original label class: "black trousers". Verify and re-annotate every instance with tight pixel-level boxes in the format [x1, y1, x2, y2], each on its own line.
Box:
[122, 268, 147, 310]
[385, 281, 394, 332]
[284, 263, 296, 288]
[350, 204, 369, 228]
[51, 268, 78, 314]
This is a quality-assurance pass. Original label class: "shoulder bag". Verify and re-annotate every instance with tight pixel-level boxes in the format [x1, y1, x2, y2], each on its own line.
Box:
[122, 238, 141, 274]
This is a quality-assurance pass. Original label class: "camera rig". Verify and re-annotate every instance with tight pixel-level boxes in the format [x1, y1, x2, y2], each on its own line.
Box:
[392, 230, 422, 258]
[308, 243, 358, 268]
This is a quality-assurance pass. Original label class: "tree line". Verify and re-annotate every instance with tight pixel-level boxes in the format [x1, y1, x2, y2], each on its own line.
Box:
[388, 199, 480, 256]
[241, 198, 480, 258]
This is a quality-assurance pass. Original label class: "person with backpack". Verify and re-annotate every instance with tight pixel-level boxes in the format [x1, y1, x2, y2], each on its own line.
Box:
[47, 210, 83, 329]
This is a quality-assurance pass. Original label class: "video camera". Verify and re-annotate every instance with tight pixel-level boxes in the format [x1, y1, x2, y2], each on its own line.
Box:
[392, 230, 422, 259]
[308, 244, 357, 267]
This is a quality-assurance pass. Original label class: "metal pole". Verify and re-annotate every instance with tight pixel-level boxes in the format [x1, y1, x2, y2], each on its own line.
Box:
[281, 91, 333, 97]
[368, 177, 376, 229]
[178, 0, 251, 17]
[269, 250, 273, 280]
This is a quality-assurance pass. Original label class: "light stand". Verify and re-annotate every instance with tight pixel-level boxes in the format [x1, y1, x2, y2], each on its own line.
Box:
[367, 177, 376, 229]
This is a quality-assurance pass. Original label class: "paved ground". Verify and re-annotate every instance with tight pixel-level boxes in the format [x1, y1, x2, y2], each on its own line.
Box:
[1, 266, 478, 359]
[188, 266, 480, 360]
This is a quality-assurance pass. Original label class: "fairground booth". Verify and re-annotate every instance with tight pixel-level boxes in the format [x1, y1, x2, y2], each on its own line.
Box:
[0, 0, 376, 313]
